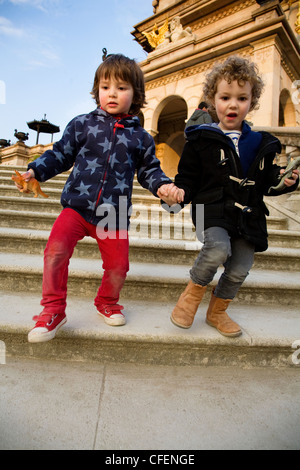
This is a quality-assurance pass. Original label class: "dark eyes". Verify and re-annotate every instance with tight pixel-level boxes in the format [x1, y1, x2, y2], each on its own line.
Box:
[100, 86, 127, 91]
[220, 96, 248, 101]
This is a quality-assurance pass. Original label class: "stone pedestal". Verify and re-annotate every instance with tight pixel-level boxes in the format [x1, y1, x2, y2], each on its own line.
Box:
[0, 142, 53, 167]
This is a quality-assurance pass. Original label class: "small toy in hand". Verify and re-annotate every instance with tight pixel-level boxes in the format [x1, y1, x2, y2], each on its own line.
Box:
[268, 156, 300, 193]
[11, 170, 49, 198]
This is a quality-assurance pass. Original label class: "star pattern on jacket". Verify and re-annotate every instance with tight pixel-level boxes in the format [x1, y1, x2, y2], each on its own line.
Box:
[28, 107, 172, 228]
[85, 158, 102, 174]
[88, 125, 103, 138]
[98, 137, 111, 154]
[75, 181, 91, 196]
[116, 133, 131, 147]
[63, 141, 73, 155]
[114, 178, 129, 193]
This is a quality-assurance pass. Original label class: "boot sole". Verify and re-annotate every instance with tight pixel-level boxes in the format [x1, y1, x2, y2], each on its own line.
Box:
[206, 319, 242, 337]
[170, 314, 192, 329]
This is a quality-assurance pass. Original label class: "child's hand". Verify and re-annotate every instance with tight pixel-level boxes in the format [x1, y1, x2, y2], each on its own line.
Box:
[281, 169, 299, 187]
[157, 183, 185, 206]
[14, 169, 35, 191]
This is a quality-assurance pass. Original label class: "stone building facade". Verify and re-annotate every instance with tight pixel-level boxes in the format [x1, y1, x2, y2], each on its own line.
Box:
[132, 0, 300, 177]
[1, 0, 300, 173]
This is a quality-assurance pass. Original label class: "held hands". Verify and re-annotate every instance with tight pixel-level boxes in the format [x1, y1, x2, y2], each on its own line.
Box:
[157, 183, 185, 206]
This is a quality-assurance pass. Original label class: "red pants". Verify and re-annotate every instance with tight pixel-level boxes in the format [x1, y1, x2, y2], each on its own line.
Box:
[41, 208, 129, 315]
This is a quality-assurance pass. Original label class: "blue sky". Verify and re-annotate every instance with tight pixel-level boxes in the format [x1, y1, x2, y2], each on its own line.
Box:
[0, 0, 153, 146]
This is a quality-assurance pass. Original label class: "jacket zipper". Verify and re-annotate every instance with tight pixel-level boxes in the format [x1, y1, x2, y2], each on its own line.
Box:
[95, 119, 124, 207]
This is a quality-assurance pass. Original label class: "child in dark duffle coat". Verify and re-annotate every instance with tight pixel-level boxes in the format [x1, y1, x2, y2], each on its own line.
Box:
[167, 55, 299, 337]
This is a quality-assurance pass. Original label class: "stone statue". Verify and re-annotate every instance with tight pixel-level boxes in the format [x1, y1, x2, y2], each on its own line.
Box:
[157, 16, 196, 49]
[143, 16, 196, 51]
[142, 20, 169, 50]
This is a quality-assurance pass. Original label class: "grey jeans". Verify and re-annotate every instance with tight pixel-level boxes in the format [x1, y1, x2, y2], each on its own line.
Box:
[190, 226, 255, 300]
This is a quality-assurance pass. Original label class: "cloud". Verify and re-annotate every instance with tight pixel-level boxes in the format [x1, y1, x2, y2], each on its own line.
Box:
[8, 0, 60, 13]
[27, 47, 60, 68]
[0, 16, 24, 37]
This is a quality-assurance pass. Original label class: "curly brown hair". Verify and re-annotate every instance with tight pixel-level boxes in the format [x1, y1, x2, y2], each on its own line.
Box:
[91, 54, 147, 115]
[203, 55, 264, 113]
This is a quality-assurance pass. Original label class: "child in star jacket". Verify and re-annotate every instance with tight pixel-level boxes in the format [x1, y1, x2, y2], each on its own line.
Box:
[18, 54, 183, 343]
[28, 107, 171, 230]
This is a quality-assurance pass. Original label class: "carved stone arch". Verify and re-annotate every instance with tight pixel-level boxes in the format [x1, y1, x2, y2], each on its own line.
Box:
[279, 89, 296, 127]
[151, 95, 177, 137]
[153, 95, 187, 178]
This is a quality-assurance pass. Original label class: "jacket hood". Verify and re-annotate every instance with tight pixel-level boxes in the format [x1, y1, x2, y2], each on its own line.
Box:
[91, 107, 141, 128]
[185, 121, 281, 152]
[185, 121, 252, 140]
[185, 122, 221, 140]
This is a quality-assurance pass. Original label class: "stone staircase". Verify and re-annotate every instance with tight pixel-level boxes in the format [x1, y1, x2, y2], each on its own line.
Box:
[0, 166, 299, 367]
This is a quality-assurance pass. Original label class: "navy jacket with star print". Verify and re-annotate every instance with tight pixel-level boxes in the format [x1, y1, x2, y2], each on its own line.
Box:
[28, 108, 172, 229]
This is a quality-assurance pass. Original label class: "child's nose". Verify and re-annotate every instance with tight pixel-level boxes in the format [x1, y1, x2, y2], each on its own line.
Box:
[229, 100, 238, 108]
[109, 87, 117, 97]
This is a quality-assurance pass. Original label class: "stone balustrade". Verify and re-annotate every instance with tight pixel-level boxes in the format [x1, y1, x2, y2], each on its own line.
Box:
[253, 126, 300, 165]
[1, 127, 299, 167]
[0, 141, 53, 166]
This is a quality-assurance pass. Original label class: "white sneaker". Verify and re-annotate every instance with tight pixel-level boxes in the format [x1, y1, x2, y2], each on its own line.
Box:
[97, 304, 126, 326]
[28, 313, 67, 343]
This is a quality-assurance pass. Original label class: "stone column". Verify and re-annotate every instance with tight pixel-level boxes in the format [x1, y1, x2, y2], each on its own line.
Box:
[252, 37, 281, 126]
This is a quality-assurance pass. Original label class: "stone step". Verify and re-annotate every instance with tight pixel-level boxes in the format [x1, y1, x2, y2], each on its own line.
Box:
[1, 178, 65, 195]
[266, 216, 288, 230]
[0, 252, 299, 306]
[0, 194, 62, 213]
[0, 208, 197, 241]
[1, 174, 291, 231]
[0, 190, 160, 212]
[1, 290, 299, 367]
[1, 174, 147, 195]
[0, 183, 160, 205]
[0, 206, 298, 246]
[0, 226, 299, 271]
[0, 166, 69, 179]
[0, 226, 200, 265]
[267, 229, 300, 248]
[1, 169, 299, 370]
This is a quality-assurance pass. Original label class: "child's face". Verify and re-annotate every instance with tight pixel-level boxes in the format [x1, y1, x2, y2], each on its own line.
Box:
[98, 77, 134, 115]
[213, 79, 252, 131]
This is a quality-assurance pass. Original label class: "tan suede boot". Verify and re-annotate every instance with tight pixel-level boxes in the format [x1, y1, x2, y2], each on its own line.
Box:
[171, 281, 207, 329]
[206, 291, 242, 337]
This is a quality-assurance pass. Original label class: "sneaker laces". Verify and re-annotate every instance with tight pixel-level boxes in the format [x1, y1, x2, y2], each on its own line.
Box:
[32, 313, 58, 326]
[101, 304, 124, 314]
